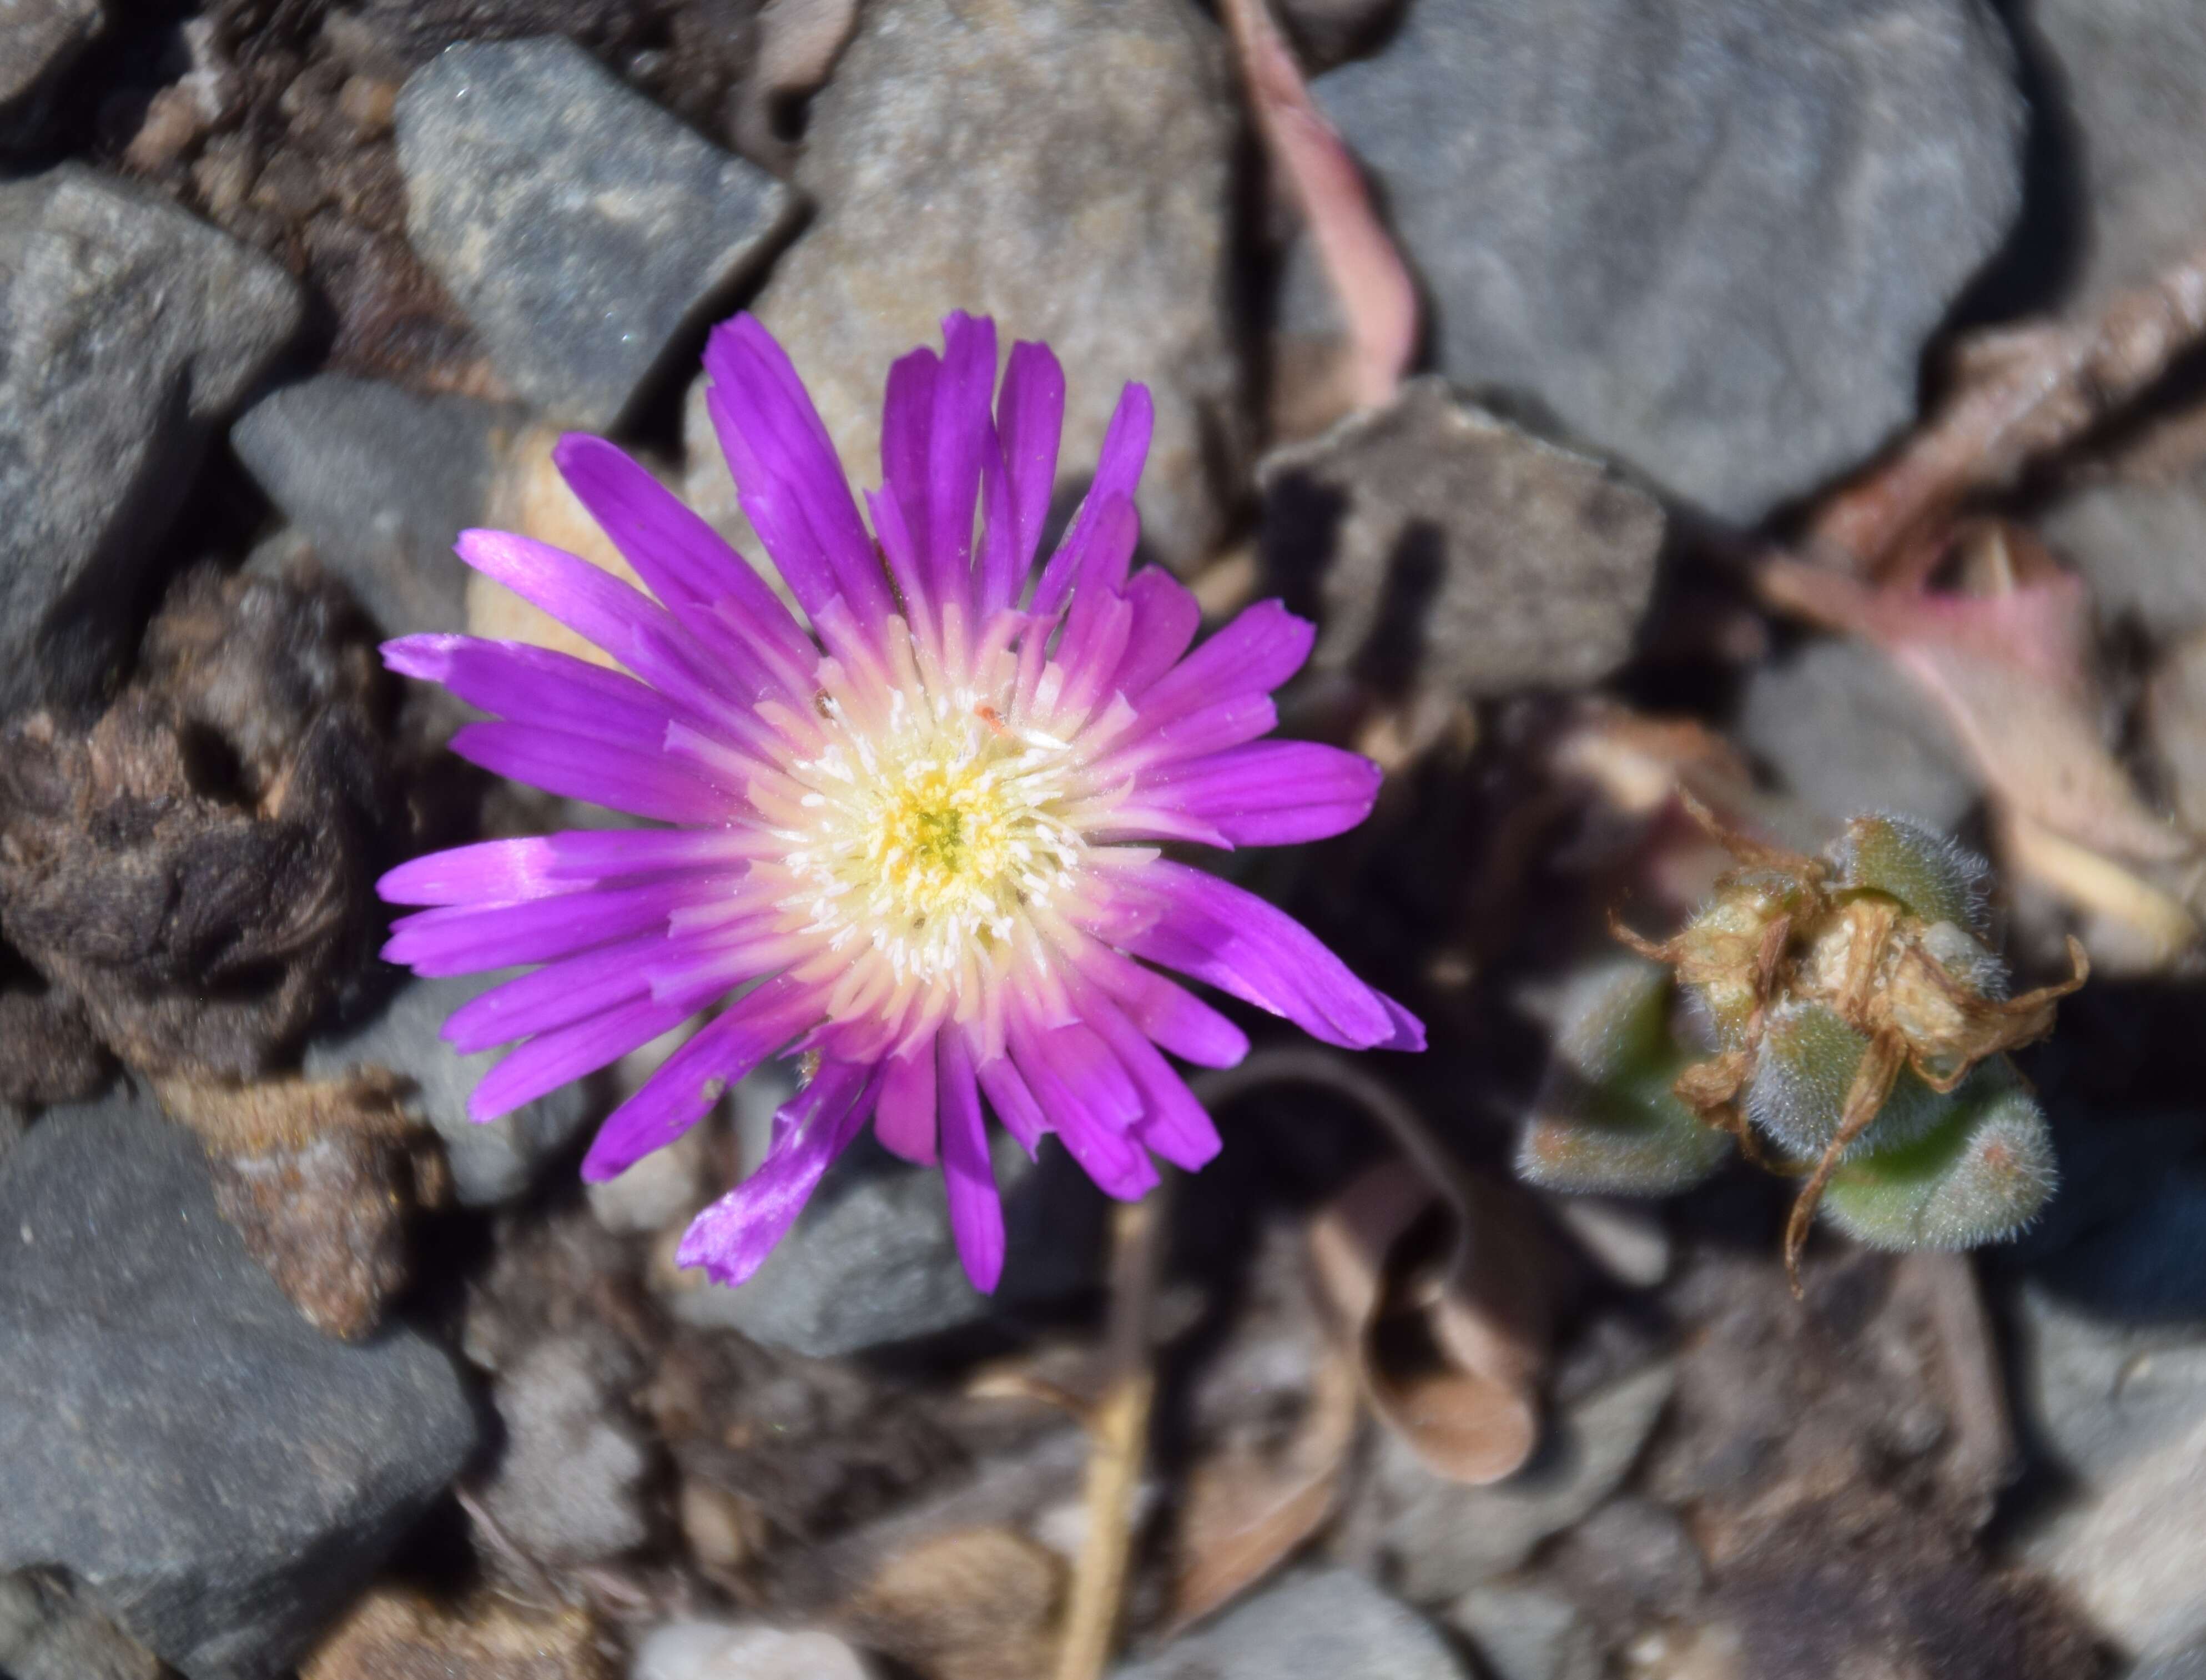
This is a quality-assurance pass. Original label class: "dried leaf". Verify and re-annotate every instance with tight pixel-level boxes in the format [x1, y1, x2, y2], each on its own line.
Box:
[1166, 1231, 1361, 1632]
[1309, 1160, 1548, 1486]
[1222, 0, 1416, 408]
[1761, 527, 2191, 868]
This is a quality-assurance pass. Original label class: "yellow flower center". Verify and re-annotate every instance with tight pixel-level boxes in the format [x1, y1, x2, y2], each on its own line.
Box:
[774, 687, 1086, 982]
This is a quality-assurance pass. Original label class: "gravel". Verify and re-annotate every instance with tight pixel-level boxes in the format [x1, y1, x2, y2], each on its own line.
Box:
[395, 36, 800, 431]
[1315, 0, 2025, 524]
[0, 1088, 477, 1680]
[0, 164, 303, 714]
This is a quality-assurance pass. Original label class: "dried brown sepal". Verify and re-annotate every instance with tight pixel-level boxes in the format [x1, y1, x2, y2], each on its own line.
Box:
[1783, 1030, 1906, 1294]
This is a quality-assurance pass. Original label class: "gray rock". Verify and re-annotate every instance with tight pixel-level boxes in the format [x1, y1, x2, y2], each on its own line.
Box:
[1737, 636, 1981, 832]
[0, 165, 304, 715]
[2018, 0, 2206, 316]
[1260, 377, 1664, 697]
[396, 37, 800, 431]
[304, 972, 595, 1207]
[2014, 1285, 2206, 1659]
[231, 375, 521, 637]
[1315, 0, 2024, 525]
[632, 1619, 875, 1680]
[1116, 1568, 1466, 1680]
[688, 0, 1245, 572]
[2137, 1646, 2206, 1680]
[1375, 1359, 1677, 1603]
[0, 1569, 164, 1680]
[2032, 1168, 2206, 1321]
[1548, 1497, 1705, 1623]
[0, 1089, 477, 1680]
[1446, 1583, 1602, 1680]
[480, 1334, 650, 1565]
[0, 0, 102, 149]
[0, 1102, 22, 1166]
[2040, 474, 2206, 650]
[669, 1131, 1102, 1358]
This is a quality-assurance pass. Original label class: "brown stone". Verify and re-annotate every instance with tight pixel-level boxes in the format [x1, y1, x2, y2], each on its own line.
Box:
[302, 1590, 610, 1680]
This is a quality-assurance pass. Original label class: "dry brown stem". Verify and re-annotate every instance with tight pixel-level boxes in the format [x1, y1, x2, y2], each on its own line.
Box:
[1805, 239, 2206, 574]
[1054, 1189, 1170, 1680]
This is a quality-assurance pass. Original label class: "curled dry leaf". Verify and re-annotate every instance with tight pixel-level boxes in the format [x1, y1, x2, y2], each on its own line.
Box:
[1804, 238, 2206, 575]
[1165, 1227, 1362, 1634]
[1308, 1159, 1549, 1486]
[1761, 523, 2192, 871]
[1221, 0, 1416, 408]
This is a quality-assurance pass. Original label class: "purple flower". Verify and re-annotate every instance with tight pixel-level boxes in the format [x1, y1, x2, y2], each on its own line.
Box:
[378, 312, 1422, 1294]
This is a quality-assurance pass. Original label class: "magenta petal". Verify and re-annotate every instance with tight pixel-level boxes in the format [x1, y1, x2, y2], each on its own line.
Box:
[448, 722, 737, 826]
[384, 878, 711, 977]
[674, 1059, 879, 1287]
[1031, 382, 1154, 615]
[975, 1054, 1047, 1155]
[1139, 740, 1383, 845]
[379, 828, 751, 907]
[467, 992, 700, 1123]
[1076, 986, 1221, 1173]
[443, 929, 668, 1052]
[1112, 860, 1416, 1052]
[879, 346, 940, 607]
[1009, 1018, 1156, 1201]
[1111, 568, 1202, 698]
[874, 1034, 940, 1165]
[581, 975, 820, 1180]
[1080, 944, 1248, 1069]
[925, 311, 996, 612]
[553, 433, 814, 694]
[386, 634, 689, 743]
[703, 316, 892, 625]
[995, 340, 1065, 580]
[1134, 600, 1314, 732]
[938, 1032, 1004, 1293]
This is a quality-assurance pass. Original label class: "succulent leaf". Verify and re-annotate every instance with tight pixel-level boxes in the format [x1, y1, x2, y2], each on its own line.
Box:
[1831, 812, 1991, 935]
[1519, 960, 1734, 1196]
[1746, 999, 1947, 1161]
[1820, 1068, 2057, 1250]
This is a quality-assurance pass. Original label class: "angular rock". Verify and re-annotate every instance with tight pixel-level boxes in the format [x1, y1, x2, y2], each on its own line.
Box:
[231, 376, 521, 637]
[1446, 1583, 1602, 1680]
[1261, 378, 1664, 696]
[0, 569, 391, 1080]
[2018, 0, 2206, 315]
[1373, 1359, 1677, 1603]
[479, 1333, 652, 1566]
[396, 37, 800, 431]
[1116, 1568, 1466, 1680]
[0, 1568, 164, 1680]
[687, 0, 1245, 572]
[632, 1620, 874, 1680]
[1315, 0, 2024, 524]
[305, 971, 596, 1207]
[303, 1591, 608, 1680]
[0, 165, 304, 715]
[2139, 1647, 2206, 1680]
[0, 1089, 477, 1680]
[0, 945, 108, 1104]
[0, 0, 103, 150]
[666, 1131, 1102, 1358]
[1736, 636, 1980, 831]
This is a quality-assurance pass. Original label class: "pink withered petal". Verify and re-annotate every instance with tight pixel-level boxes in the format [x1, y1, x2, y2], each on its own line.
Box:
[377, 311, 1422, 1295]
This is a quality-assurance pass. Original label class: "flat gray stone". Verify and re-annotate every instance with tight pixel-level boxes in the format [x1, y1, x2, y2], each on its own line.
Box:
[1316, 0, 2024, 524]
[1259, 378, 1664, 696]
[1116, 1569, 1466, 1680]
[669, 1130, 1102, 1358]
[1737, 636, 1980, 831]
[0, 1569, 163, 1680]
[1447, 1583, 1602, 1680]
[0, 165, 304, 715]
[231, 375, 520, 637]
[0, 0, 102, 149]
[0, 1089, 477, 1680]
[304, 972, 596, 1208]
[687, 0, 1245, 572]
[1376, 1359, 1678, 1603]
[396, 37, 800, 431]
[479, 1334, 649, 1566]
